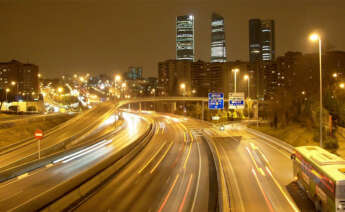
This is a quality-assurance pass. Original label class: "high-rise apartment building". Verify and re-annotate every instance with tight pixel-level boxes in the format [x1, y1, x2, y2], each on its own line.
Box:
[211, 13, 227, 62]
[176, 15, 195, 61]
[249, 19, 275, 62]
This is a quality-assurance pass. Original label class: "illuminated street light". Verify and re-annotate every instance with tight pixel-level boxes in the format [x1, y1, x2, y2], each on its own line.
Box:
[301, 91, 306, 95]
[58, 87, 63, 93]
[80, 77, 85, 82]
[244, 74, 250, 98]
[11, 81, 16, 86]
[232, 68, 239, 93]
[115, 75, 121, 82]
[309, 32, 323, 148]
[38, 73, 42, 78]
[73, 74, 78, 78]
[333, 73, 338, 78]
[180, 83, 186, 96]
[121, 82, 126, 88]
[340, 83, 345, 89]
[5, 88, 10, 102]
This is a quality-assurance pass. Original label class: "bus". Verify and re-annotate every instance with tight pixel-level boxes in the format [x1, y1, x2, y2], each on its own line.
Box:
[291, 146, 345, 212]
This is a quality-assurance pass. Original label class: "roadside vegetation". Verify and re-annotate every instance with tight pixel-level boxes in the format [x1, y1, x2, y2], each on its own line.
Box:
[0, 114, 73, 148]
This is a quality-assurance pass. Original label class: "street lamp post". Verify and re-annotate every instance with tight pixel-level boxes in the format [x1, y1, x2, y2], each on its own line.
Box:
[5, 88, 10, 102]
[244, 74, 250, 118]
[310, 33, 323, 148]
[232, 68, 239, 93]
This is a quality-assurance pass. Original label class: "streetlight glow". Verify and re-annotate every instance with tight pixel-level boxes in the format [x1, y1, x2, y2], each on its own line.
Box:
[244, 74, 249, 80]
[340, 83, 345, 89]
[309, 33, 320, 42]
[6, 88, 10, 92]
[58, 87, 63, 93]
[333, 73, 338, 78]
[180, 83, 186, 89]
[11, 81, 16, 86]
[115, 75, 121, 81]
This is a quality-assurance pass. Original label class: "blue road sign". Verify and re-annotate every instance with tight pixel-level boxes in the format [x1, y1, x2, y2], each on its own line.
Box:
[208, 93, 224, 110]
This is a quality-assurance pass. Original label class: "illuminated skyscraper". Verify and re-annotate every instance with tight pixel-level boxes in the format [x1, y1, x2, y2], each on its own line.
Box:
[211, 13, 227, 62]
[249, 19, 275, 63]
[176, 15, 194, 61]
[260, 20, 275, 61]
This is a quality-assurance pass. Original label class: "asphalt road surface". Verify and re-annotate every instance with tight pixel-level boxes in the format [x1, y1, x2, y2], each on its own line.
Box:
[206, 123, 299, 212]
[73, 112, 218, 212]
[0, 112, 150, 211]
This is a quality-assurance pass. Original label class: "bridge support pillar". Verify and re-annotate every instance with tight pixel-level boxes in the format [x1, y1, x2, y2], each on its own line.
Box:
[172, 102, 176, 113]
[201, 101, 205, 121]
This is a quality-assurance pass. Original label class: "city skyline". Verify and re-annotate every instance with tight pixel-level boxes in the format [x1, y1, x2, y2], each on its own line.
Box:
[0, 0, 344, 78]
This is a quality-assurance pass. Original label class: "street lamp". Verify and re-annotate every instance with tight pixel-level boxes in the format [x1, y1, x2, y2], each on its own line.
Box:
[58, 87, 63, 93]
[309, 33, 323, 147]
[232, 68, 239, 93]
[180, 83, 186, 96]
[340, 83, 345, 89]
[5, 88, 10, 103]
[333, 73, 338, 78]
[244, 74, 250, 98]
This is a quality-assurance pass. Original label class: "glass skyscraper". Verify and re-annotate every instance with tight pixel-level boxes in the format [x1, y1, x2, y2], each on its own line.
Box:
[211, 13, 227, 62]
[249, 19, 275, 63]
[176, 15, 194, 61]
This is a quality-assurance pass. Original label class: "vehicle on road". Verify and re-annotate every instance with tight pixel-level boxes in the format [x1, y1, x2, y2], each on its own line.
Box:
[291, 146, 345, 212]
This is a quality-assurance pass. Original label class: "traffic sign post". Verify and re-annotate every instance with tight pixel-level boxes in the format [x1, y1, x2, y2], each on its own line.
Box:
[34, 129, 43, 160]
[208, 93, 224, 110]
[229, 92, 245, 109]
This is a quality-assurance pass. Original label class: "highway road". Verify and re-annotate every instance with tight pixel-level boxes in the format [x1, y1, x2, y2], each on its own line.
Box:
[0, 102, 117, 169]
[0, 108, 304, 212]
[73, 112, 218, 212]
[0, 112, 151, 211]
[206, 123, 299, 212]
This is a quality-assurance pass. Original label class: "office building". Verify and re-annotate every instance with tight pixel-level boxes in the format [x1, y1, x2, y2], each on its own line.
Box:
[249, 19, 275, 63]
[176, 15, 195, 61]
[211, 13, 227, 62]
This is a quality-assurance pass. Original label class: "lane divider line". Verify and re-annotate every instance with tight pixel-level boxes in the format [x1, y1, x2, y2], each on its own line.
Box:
[158, 174, 180, 212]
[178, 174, 194, 212]
[138, 142, 166, 174]
[150, 142, 174, 174]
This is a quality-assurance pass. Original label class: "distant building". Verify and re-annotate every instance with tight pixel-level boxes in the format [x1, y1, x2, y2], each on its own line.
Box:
[260, 20, 275, 62]
[249, 19, 262, 63]
[158, 59, 251, 98]
[211, 13, 227, 62]
[125, 67, 143, 81]
[158, 60, 192, 96]
[176, 15, 195, 61]
[0, 60, 39, 101]
[249, 19, 275, 63]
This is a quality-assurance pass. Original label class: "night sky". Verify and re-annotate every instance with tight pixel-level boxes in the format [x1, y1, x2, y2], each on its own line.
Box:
[0, 0, 344, 78]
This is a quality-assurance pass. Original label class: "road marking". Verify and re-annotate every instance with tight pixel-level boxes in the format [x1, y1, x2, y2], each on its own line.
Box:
[191, 138, 201, 212]
[150, 142, 173, 174]
[178, 174, 194, 212]
[158, 174, 180, 212]
[251, 168, 275, 212]
[138, 142, 166, 174]
[265, 166, 300, 212]
[183, 141, 193, 169]
[219, 144, 245, 212]
[17, 173, 29, 180]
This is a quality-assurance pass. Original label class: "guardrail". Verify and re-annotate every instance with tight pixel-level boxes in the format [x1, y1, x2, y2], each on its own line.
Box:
[202, 130, 230, 212]
[245, 127, 295, 154]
